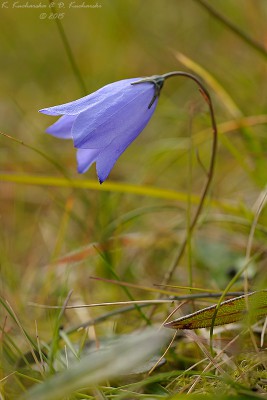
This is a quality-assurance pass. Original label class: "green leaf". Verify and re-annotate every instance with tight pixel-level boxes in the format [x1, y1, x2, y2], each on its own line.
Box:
[165, 290, 267, 330]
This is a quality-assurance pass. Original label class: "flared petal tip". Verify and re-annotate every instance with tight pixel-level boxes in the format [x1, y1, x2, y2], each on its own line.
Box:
[38, 107, 66, 116]
[39, 108, 56, 115]
[77, 163, 87, 174]
[45, 126, 54, 134]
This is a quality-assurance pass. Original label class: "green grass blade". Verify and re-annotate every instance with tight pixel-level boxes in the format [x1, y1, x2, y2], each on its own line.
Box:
[0, 173, 241, 214]
[195, 0, 267, 60]
[19, 328, 170, 400]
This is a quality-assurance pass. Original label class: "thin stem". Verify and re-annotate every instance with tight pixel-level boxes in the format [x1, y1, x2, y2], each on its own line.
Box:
[28, 292, 245, 309]
[48, 0, 87, 95]
[159, 71, 218, 286]
[187, 110, 194, 295]
[195, 0, 267, 60]
[0, 130, 69, 179]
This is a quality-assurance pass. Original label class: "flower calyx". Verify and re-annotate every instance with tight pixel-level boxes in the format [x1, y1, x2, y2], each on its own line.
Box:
[131, 75, 165, 109]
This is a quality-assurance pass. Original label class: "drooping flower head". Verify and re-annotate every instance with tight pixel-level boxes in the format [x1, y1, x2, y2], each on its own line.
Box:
[39, 76, 164, 183]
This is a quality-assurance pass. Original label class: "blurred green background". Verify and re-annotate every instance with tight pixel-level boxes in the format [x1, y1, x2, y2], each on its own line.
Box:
[1, 0, 267, 396]
[2, 0, 267, 322]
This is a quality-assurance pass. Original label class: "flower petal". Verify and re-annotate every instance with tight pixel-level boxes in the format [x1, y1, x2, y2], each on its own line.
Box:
[39, 78, 140, 116]
[73, 82, 156, 149]
[76, 148, 100, 174]
[46, 114, 76, 139]
[95, 100, 158, 183]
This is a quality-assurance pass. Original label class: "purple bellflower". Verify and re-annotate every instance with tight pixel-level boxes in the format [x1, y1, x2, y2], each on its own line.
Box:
[39, 76, 164, 183]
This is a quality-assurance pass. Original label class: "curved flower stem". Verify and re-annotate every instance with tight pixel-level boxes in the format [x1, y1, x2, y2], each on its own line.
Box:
[159, 71, 218, 288]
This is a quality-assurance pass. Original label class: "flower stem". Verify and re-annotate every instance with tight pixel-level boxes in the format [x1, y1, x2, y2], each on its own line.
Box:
[159, 71, 218, 287]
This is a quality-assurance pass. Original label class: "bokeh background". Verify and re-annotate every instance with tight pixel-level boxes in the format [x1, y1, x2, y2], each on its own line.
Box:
[1, 0, 267, 396]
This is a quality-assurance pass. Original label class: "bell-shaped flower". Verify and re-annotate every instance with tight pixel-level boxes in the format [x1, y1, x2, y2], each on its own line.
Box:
[39, 77, 162, 183]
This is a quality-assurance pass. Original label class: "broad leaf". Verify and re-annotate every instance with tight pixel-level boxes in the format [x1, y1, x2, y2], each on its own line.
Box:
[165, 290, 267, 330]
